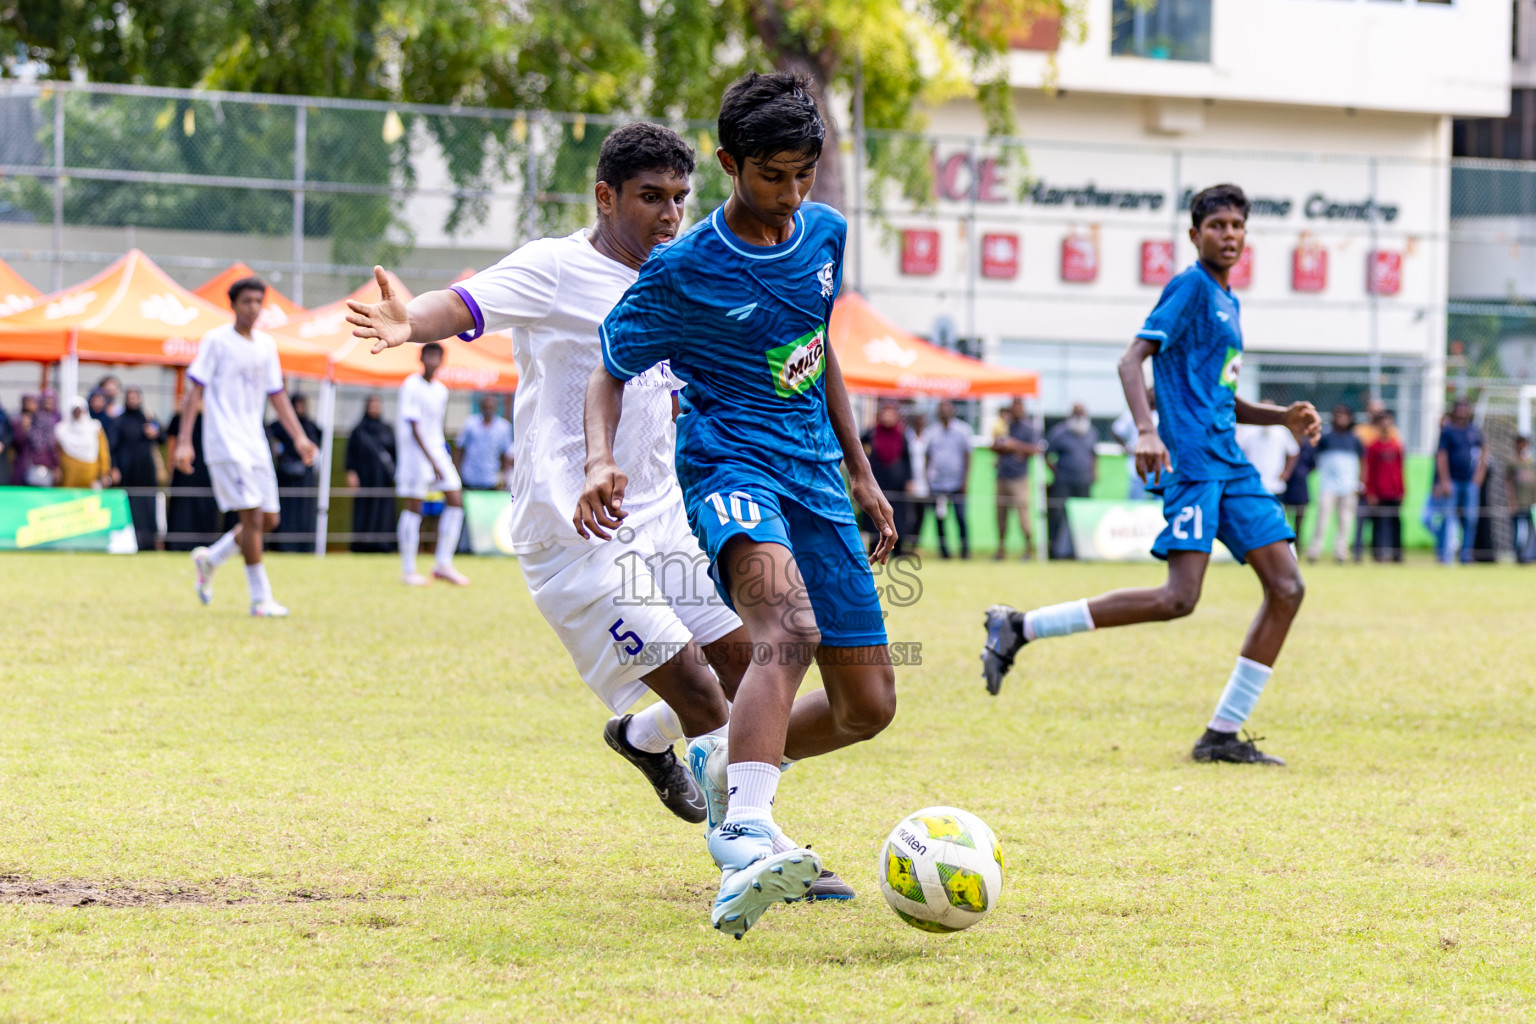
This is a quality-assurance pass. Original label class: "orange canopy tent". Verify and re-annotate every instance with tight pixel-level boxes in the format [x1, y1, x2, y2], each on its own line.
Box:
[829, 292, 1038, 398]
[0, 256, 41, 318]
[193, 262, 306, 331]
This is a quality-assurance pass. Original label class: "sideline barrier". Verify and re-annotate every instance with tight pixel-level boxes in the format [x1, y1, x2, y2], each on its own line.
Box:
[0, 487, 138, 552]
[1065, 498, 1236, 563]
[463, 489, 515, 557]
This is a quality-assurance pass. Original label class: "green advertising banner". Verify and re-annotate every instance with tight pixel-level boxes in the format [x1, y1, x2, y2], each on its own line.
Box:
[462, 489, 516, 556]
[0, 487, 138, 552]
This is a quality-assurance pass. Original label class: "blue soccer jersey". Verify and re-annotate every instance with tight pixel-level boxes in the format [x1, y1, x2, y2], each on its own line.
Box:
[1136, 262, 1251, 482]
[600, 201, 853, 523]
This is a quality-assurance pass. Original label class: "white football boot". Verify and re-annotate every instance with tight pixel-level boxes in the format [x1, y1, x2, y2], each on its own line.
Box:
[191, 547, 215, 605]
[706, 820, 820, 940]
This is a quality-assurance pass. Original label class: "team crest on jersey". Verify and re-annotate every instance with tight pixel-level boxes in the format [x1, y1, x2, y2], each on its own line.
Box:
[1220, 347, 1242, 391]
[767, 325, 826, 398]
[817, 261, 836, 299]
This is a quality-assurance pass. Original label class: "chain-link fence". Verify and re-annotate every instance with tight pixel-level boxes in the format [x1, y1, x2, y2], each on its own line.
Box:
[5, 81, 1536, 554]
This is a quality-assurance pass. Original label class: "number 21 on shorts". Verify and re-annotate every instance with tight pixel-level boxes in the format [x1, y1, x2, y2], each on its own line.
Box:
[1171, 504, 1204, 540]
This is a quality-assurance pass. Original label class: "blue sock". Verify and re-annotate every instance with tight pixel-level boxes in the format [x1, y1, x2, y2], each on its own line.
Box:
[1208, 656, 1273, 732]
[1022, 599, 1095, 642]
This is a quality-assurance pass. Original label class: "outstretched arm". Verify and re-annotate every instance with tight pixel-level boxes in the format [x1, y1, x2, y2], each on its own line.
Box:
[1236, 395, 1322, 444]
[1117, 337, 1170, 484]
[574, 366, 630, 541]
[825, 342, 896, 563]
[347, 266, 476, 353]
[268, 392, 318, 466]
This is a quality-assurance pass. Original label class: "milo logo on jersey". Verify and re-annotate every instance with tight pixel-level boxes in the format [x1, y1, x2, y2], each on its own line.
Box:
[1220, 347, 1242, 391]
[767, 325, 826, 398]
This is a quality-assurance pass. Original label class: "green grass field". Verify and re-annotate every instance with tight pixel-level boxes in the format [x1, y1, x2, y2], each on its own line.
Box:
[2, 552, 1534, 1023]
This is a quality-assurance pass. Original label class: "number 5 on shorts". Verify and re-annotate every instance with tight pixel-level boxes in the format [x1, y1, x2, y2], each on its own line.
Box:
[609, 618, 643, 656]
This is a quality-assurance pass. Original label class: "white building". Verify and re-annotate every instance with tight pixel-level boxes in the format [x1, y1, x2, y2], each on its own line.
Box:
[849, 0, 1512, 449]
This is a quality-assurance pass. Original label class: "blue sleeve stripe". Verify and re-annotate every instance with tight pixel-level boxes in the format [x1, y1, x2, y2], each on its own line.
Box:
[599, 322, 640, 380]
[1137, 329, 1168, 341]
[450, 285, 485, 341]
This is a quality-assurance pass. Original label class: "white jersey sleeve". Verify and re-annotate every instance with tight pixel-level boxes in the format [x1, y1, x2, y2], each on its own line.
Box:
[262, 335, 284, 396]
[186, 329, 220, 388]
[449, 240, 562, 341]
[399, 376, 424, 424]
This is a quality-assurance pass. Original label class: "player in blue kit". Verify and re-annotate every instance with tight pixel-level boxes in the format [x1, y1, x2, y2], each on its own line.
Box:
[979, 184, 1322, 765]
[576, 71, 898, 938]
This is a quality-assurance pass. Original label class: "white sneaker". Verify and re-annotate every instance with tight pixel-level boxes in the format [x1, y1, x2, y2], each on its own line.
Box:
[707, 820, 821, 939]
[432, 564, 471, 586]
[191, 547, 215, 605]
[402, 572, 431, 586]
[686, 736, 731, 834]
[250, 599, 289, 618]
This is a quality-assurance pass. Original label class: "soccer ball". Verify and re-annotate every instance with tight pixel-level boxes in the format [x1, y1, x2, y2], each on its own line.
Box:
[878, 806, 1004, 933]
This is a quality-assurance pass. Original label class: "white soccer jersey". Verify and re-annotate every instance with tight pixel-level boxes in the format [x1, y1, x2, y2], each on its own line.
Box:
[186, 323, 284, 466]
[452, 230, 682, 553]
[397, 371, 450, 455]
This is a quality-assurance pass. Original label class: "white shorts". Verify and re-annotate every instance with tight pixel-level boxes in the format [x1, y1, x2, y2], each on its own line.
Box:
[396, 444, 463, 498]
[208, 460, 280, 514]
[518, 499, 743, 714]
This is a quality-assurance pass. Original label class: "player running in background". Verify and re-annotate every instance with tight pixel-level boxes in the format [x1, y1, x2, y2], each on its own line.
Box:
[179, 276, 317, 618]
[347, 124, 853, 899]
[394, 343, 469, 586]
[579, 72, 898, 938]
[979, 184, 1321, 766]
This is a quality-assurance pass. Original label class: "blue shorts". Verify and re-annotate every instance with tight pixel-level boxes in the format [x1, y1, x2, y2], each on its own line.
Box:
[1150, 467, 1295, 565]
[685, 482, 888, 648]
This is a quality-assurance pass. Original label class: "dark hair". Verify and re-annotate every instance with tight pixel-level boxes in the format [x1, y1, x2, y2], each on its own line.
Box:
[595, 123, 696, 193]
[1190, 184, 1250, 229]
[228, 275, 267, 305]
[717, 71, 825, 167]
[422, 341, 444, 359]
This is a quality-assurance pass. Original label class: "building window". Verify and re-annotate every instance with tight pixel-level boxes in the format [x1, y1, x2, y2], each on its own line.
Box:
[1110, 0, 1212, 62]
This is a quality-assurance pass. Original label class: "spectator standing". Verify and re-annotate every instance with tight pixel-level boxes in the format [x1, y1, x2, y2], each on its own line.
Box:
[1507, 435, 1536, 565]
[112, 387, 165, 551]
[10, 394, 57, 486]
[0, 398, 12, 484]
[346, 394, 397, 553]
[991, 397, 1040, 560]
[87, 389, 119, 450]
[267, 393, 324, 552]
[1281, 437, 1316, 542]
[906, 410, 930, 543]
[924, 399, 973, 559]
[1435, 399, 1488, 564]
[1235, 408, 1299, 497]
[164, 397, 223, 550]
[1044, 402, 1098, 560]
[1362, 409, 1406, 562]
[96, 375, 125, 417]
[1350, 398, 1398, 558]
[861, 402, 914, 554]
[1306, 405, 1364, 564]
[456, 394, 514, 491]
[1111, 387, 1157, 500]
[54, 396, 113, 489]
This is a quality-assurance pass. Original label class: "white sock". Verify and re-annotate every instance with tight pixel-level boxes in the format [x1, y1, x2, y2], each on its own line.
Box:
[686, 710, 731, 745]
[1023, 598, 1095, 642]
[624, 702, 684, 754]
[435, 505, 464, 569]
[398, 510, 421, 576]
[722, 761, 780, 826]
[1208, 656, 1274, 733]
[245, 562, 271, 604]
[208, 529, 239, 567]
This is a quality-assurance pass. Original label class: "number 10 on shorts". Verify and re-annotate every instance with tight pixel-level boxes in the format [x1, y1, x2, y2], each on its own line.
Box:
[706, 490, 761, 529]
[1171, 504, 1204, 540]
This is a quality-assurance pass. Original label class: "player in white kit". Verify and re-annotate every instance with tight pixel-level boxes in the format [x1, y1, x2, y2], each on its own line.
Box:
[395, 343, 470, 586]
[177, 276, 317, 617]
[346, 123, 854, 898]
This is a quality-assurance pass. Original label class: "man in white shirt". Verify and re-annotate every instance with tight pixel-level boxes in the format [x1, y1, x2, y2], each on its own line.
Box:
[395, 343, 469, 586]
[923, 399, 974, 558]
[177, 276, 316, 617]
[346, 122, 853, 898]
[1236, 418, 1300, 497]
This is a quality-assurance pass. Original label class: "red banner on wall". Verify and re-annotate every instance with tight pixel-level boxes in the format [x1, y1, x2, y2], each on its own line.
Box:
[1061, 235, 1098, 283]
[901, 229, 940, 276]
[1367, 250, 1402, 295]
[981, 233, 1020, 279]
[1292, 245, 1328, 292]
[1228, 247, 1254, 290]
[1140, 240, 1174, 286]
